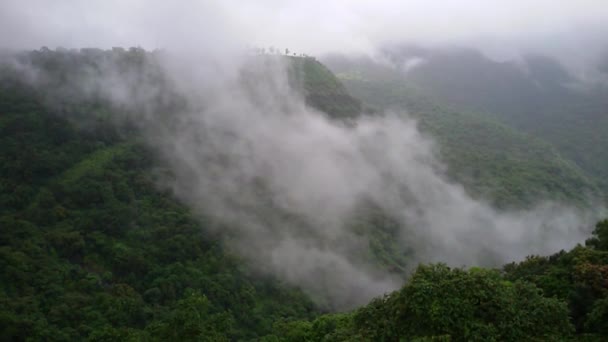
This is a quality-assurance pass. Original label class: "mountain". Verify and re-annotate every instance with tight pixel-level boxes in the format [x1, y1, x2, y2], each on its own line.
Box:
[324, 53, 601, 208]
[0, 47, 401, 341]
[263, 220, 608, 340]
[0, 48, 327, 340]
[1, 48, 607, 341]
[287, 56, 362, 119]
[324, 47, 608, 193]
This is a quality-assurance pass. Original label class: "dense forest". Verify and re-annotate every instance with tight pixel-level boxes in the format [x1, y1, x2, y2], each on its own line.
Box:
[1, 48, 608, 341]
[324, 48, 608, 200]
[0, 49, 319, 340]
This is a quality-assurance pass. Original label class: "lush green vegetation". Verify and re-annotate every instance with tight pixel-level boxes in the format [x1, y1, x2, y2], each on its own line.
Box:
[262, 221, 608, 341]
[1, 48, 607, 341]
[325, 49, 608, 195]
[265, 265, 574, 341]
[393, 49, 608, 192]
[325, 56, 601, 208]
[0, 71, 317, 340]
[503, 220, 608, 335]
[287, 57, 362, 119]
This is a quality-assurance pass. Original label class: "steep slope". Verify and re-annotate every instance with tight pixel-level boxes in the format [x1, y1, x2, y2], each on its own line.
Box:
[398, 48, 608, 192]
[326, 48, 608, 192]
[288, 56, 362, 119]
[3, 48, 606, 341]
[0, 79, 320, 340]
[324, 54, 601, 208]
[0, 48, 401, 341]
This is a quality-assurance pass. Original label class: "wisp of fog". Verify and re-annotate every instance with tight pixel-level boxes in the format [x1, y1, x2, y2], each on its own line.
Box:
[2, 0, 608, 310]
[5, 48, 604, 310]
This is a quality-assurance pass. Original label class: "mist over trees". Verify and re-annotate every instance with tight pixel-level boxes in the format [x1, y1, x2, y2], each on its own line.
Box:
[1, 45, 607, 341]
[2, 1, 608, 341]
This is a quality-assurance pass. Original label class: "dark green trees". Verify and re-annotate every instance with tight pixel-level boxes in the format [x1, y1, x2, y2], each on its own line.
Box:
[503, 222, 608, 337]
[353, 264, 572, 341]
[587, 220, 608, 251]
[266, 263, 575, 341]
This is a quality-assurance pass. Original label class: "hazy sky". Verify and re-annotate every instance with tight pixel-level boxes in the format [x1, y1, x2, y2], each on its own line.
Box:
[2, 0, 608, 60]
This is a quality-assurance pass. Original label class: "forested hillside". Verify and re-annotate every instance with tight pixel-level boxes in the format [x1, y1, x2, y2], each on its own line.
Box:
[324, 54, 601, 208]
[287, 57, 362, 119]
[0, 60, 319, 340]
[1, 48, 607, 341]
[262, 220, 608, 340]
[324, 48, 608, 193]
[0, 48, 397, 340]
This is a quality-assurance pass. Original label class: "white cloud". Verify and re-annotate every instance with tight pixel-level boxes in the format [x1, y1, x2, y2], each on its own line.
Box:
[2, 0, 608, 58]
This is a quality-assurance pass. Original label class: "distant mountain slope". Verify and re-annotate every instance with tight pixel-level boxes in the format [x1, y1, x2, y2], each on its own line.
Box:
[392, 48, 608, 192]
[324, 54, 600, 207]
[325, 47, 608, 193]
[288, 56, 362, 119]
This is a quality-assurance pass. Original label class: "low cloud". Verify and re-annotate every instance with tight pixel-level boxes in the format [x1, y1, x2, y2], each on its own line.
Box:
[4, 48, 604, 309]
[2, 1, 607, 309]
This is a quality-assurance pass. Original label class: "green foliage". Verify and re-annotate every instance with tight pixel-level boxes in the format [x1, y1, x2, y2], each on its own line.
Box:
[586, 220, 608, 251]
[329, 58, 601, 208]
[0, 68, 317, 340]
[265, 264, 576, 341]
[145, 289, 233, 341]
[288, 57, 362, 119]
[2, 47, 608, 341]
[353, 264, 573, 341]
[504, 226, 608, 336]
[585, 297, 608, 335]
[265, 313, 358, 341]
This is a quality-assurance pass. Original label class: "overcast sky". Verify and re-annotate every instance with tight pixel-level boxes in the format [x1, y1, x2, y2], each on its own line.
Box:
[2, 1, 608, 63]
